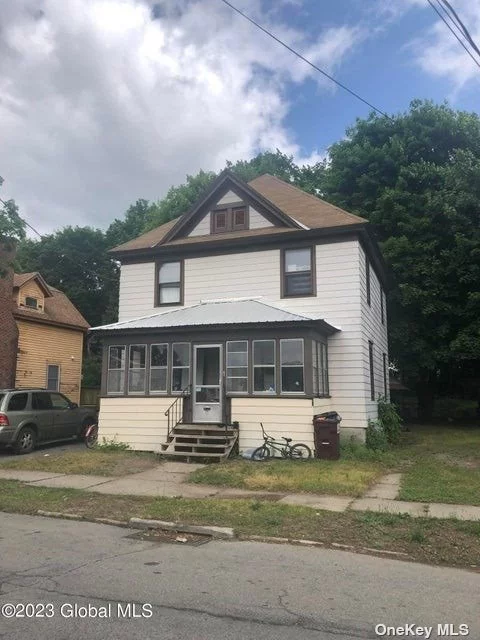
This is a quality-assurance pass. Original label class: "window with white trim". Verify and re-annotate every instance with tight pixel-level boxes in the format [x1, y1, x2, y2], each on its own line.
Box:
[280, 339, 304, 393]
[128, 345, 146, 394]
[107, 346, 125, 394]
[253, 340, 276, 393]
[150, 344, 168, 393]
[226, 341, 248, 393]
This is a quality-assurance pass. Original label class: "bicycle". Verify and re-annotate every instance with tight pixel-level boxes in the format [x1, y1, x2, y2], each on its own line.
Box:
[84, 423, 99, 449]
[251, 423, 312, 461]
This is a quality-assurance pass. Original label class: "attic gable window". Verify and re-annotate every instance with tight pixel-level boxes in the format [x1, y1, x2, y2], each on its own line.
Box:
[211, 205, 248, 234]
[25, 296, 38, 309]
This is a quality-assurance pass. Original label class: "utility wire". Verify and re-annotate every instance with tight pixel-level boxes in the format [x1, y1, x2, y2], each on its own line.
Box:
[218, 0, 391, 119]
[426, 0, 480, 70]
[0, 195, 43, 238]
[439, 0, 480, 57]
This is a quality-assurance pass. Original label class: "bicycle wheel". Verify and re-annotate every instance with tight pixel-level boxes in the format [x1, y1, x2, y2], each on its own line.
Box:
[289, 443, 312, 460]
[85, 425, 98, 449]
[251, 445, 271, 461]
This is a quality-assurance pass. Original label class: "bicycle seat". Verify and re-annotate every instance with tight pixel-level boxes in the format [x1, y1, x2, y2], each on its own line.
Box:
[282, 437, 292, 443]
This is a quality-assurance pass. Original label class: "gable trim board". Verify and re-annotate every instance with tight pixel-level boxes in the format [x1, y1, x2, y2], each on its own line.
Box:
[161, 170, 301, 244]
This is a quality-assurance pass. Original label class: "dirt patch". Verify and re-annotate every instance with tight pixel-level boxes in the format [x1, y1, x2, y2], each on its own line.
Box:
[434, 453, 480, 470]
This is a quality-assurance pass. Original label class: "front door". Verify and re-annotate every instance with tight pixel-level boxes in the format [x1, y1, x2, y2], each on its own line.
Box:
[193, 345, 222, 423]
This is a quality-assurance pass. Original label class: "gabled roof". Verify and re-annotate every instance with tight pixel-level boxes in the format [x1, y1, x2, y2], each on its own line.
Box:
[13, 272, 52, 297]
[110, 171, 366, 255]
[13, 274, 90, 331]
[91, 298, 339, 334]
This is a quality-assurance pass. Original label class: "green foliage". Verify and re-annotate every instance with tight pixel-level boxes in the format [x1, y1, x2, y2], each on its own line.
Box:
[365, 419, 388, 451]
[105, 199, 156, 249]
[82, 353, 102, 387]
[96, 437, 131, 451]
[377, 396, 403, 444]
[320, 100, 480, 415]
[0, 199, 25, 245]
[15, 226, 119, 326]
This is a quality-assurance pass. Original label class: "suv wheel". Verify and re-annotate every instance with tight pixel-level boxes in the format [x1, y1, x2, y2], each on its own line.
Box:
[14, 427, 36, 455]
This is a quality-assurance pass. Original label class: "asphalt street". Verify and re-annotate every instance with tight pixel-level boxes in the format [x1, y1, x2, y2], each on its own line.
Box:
[0, 512, 478, 640]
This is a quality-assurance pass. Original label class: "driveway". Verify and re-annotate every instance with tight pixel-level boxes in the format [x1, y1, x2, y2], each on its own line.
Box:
[1, 512, 478, 640]
[0, 439, 85, 462]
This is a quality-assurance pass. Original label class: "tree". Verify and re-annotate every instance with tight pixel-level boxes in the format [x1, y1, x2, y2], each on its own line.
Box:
[0, 199, 25, 245]
[105, 199, 157, 249]
[15, 227, 118, 327]
[320, 100, 480, 418]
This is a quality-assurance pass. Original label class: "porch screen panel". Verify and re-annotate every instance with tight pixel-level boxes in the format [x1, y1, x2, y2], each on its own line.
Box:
[253, 340, 276, 393]
[226, 341, 248, 393]
[318, 342, 329, 396]
[150, 344, 168, 392]
[312, 342, 319, 396]
[280, 339, 304, 393]
[172, 343, 190, 392]
[128, 345, 146, 393]
[107, 346, 126, 394]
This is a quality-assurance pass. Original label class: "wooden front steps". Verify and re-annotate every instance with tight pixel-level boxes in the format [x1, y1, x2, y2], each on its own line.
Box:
[160, 424, 238, 462]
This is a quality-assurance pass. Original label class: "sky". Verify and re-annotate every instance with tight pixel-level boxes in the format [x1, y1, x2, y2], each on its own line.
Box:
[0, 0, 479, 234]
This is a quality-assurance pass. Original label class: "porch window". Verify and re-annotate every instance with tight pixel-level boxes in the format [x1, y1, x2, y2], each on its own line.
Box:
[172, 343, 190, 392]
[253, 340, 276, 393]
[280, 339, 304, 393]
[282, 247, 314, 297]
[312, 342, 329, 397]
[150, 344, 168, 393]
[226, 341, 248, 393]
[107, 346, 125, 394]
[128, 345, 146, 394]
[157, 261, 182, 305]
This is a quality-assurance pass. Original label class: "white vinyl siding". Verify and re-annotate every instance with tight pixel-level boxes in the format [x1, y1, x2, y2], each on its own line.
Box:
[359, 244, 389, 423]
[118, 240, 372, 439]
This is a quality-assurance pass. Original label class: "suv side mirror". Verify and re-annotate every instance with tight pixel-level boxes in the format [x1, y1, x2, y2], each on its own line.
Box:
[69, 402, 78, 410]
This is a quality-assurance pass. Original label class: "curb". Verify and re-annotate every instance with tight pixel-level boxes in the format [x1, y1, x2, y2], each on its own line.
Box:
[129, 517, 234, 539]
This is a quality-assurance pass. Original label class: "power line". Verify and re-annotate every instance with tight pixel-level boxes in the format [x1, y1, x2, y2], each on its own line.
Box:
[218, 0, 391, 119]
[0, 195, 44, 238]
[426, 0, 480, 70]
[439, 0, 480, 58]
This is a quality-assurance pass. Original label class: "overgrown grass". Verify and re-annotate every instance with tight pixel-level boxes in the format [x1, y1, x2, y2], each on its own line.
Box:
[396, 425, 480, 505]
[189, 458, 387, 496]
[0, 479, 479, 568]
[0, 450, 158, 477]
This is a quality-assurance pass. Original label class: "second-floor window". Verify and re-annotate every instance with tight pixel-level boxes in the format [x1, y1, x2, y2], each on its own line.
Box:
[157, 261, 183, 305]
[282, 247, 315, 297]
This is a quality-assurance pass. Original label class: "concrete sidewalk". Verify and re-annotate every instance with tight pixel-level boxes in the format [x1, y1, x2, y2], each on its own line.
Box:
[1, 465, 480, 521]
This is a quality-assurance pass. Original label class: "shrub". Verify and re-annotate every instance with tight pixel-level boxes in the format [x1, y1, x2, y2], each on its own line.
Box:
[378, 396, 403, 444]
[366, 419, 388, 451]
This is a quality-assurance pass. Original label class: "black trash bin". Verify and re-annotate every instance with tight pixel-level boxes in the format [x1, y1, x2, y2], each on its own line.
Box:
[313, 412, 342, 460]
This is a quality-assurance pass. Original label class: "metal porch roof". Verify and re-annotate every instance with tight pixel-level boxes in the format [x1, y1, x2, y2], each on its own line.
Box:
[91, 299, 340, 333]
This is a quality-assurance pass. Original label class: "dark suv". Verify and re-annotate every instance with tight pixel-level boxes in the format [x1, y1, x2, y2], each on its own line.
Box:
[0, 389, 97, 454]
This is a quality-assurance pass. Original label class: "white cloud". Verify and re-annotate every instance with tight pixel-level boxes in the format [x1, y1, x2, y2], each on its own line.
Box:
[406, 0, 480, 90]
[0, 0, 363, 233]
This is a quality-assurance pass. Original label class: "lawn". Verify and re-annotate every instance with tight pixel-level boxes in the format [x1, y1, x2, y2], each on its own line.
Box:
[0, 449, 158, 477]
[396, 426, 480, 506]
[189, 455, 389, 497]
[0, 479, 479, 568]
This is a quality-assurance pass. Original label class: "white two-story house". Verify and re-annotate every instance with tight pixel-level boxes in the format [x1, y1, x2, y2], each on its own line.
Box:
[92, 170, 389, 456]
